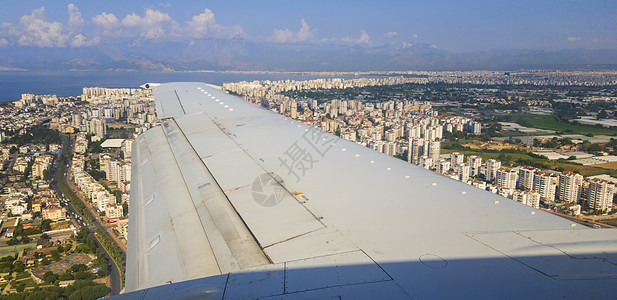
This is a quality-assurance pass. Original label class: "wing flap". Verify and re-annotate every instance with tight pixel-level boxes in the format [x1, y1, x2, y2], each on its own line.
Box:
[128, 126, 221, 291]
[127, 120, 270, 292]
[172, 111, 328, 248]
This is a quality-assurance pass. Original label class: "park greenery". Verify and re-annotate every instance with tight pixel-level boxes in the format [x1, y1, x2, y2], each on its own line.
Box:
[2, 125, 62, 147]
[0, 228, 111, 299]
[96, 229, 125, 288]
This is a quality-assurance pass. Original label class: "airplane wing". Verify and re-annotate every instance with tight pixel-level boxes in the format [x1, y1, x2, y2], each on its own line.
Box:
[119, 82, 617, 299]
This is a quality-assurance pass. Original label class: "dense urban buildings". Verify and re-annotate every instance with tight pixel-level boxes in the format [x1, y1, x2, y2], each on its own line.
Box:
[224, 73, 617, 215]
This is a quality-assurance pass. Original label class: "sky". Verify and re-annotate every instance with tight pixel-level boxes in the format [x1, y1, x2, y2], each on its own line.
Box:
[0, 0, 614, 52]
[0, 1, 615, 72]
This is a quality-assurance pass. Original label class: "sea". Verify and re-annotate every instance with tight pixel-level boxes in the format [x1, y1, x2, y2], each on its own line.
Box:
[0, 71, 345, 101]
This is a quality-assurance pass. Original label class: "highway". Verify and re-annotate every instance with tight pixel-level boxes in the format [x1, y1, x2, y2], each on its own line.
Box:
[53, 134, 124, 295]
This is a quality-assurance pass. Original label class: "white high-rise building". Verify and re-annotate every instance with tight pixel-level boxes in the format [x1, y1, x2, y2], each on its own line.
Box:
[408, 138, 426, 164]
[513, 190, 540, 209]
[496, 167, 518, 189]
[468, 156, 482, 176]
[427, 141, 440, 168]
[437, 159, 450, 174]
[90, 118, 106, 139]
[588, 178, 614, 212]
[517, 166, 537, 191]
[450, 152, 464, 169]
[533, 171, 558, 202]
[558, 171, 583, 203]
[122, 139, 133, 159]
[485, 159, 501, 182]
[458, 163, 471, 182]
[418, 156, 433, 170]
[383, 142, 397, 156]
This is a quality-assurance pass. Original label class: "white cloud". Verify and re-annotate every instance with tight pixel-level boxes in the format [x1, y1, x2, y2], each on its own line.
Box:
[296, 19, 315, 41]
[344, 30, 370, 45]
[272, 28, 293, 43]
[0, 66, 27, 71]
[93, 12, 120, 28]
[357, 30, 370, 44]
[122, 9, 171, 26]
[185, 8, 217, 37]
[567, 36, 580, 42]
[1, 5, 96, 48]
[92, 8, 243, 42]
[121, 9, 171, 39]
[17, 7, 69, 47]
[385, 31, 397, 38]
[271, 19, 317, 43]
[592, 38, 599, 43]
[412, 33, 419, 39]
[182, 9, 243, 39]
[5, 6, 244, 47]
[92, 12, 122, 36]
[67, 3, 84, 28]
[70, 33, 99, 47]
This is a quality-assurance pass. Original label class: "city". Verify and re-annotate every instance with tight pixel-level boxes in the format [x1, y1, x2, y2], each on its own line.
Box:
[0, 70, 615, 296]
[0, 87, 156, 297]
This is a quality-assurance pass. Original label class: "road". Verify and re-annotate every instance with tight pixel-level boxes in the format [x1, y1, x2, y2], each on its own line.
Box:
[542, 208, 616, 229]
[53, 134, 124, 295]
[91, 228, 122, 295]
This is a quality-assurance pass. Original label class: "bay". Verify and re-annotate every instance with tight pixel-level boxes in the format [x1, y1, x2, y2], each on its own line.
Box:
[0, 71, 342, 101]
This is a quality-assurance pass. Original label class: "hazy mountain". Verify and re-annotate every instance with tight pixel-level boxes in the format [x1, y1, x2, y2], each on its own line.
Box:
[0, 39, 615, 72]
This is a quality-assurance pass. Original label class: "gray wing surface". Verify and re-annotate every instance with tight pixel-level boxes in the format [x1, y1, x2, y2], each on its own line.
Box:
[121, 82, 617, 299]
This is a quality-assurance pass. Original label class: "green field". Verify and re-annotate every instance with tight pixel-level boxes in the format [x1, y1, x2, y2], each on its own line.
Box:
[0, 243, 36, 255]
[510, 114, 617, 136]
[442, 149, 617, 177]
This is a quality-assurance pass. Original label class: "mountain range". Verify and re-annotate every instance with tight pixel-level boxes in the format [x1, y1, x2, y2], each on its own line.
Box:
[1, 39, 616, 72]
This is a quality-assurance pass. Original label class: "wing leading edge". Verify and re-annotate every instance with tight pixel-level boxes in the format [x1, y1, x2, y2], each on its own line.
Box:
[121, 82, 617, 299]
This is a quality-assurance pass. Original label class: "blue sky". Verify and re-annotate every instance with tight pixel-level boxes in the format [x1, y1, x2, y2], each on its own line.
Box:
[0, 0, 615, 52]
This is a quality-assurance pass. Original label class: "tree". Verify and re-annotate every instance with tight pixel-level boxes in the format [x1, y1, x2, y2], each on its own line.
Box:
[588, 143, 603, 153]
[74, 271, 95, 280]
[59, 272, 73, 281]
[20, 236, 30, 244]
[41, 219, 52, 232]
[598, 109, 608, 120]
[44, 271, 58, 284]
[497, 153, 511, 165]
[7, 237, 18, 246]
[71, 264, 88, 273]
[15, 282, 25, 292]
[113, 190, 122, 203]
[51, 250, 61, 261]
[97, 268, 108, 278]
[13, 261, 24, 273]
[14, 222, 23, 236]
